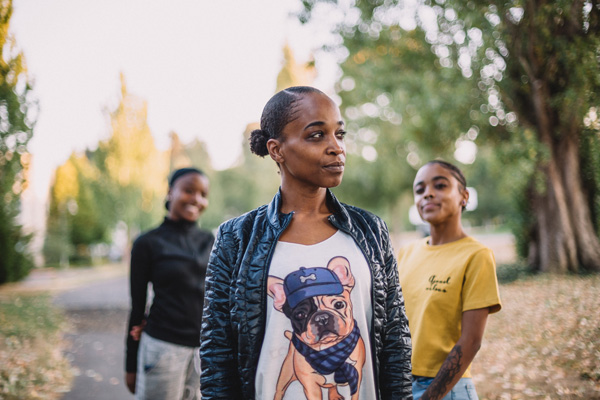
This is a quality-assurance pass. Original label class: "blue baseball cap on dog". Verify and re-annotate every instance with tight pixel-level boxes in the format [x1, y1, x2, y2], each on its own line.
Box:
[284, 267, 343, 308]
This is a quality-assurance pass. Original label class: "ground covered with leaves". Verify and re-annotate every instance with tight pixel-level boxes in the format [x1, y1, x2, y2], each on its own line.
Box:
[0, 295, 72, 400]
[473, 274, 600, 399]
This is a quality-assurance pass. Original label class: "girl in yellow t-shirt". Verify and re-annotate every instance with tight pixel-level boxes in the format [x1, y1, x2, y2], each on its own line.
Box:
[397, 160, 502, 400]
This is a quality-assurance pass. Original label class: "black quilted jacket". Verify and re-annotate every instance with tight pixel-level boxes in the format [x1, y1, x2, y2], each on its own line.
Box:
[200, 189, 413, 399]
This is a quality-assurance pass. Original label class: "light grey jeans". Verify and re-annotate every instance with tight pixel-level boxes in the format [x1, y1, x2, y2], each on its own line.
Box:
[135, 332, 200, 400]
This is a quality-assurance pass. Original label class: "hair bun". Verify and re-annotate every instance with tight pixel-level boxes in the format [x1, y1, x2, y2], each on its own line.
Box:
[249, 129, 270, 157]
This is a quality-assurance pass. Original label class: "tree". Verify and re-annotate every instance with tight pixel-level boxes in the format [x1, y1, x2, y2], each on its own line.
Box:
[99, 73, 168, 240]
[491, 1, 600, 273]
[168, 131, 190, 171]
[276, 43, 317, 90]
[0, 0, 35, 283]
[169, 132, 212, 173]
[44, 74, 170, 265]
[299, 0, 600, 273]
[43, 155, 79, 266]
[44, 153, 114, 265]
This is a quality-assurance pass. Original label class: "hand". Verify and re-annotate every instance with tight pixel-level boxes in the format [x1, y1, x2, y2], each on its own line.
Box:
[129, 320, 147, 341]
[125, 372, 136, 394]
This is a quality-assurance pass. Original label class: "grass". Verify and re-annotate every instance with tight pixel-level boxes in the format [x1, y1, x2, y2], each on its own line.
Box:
[496, 262, 536, 284]
[0, 294, 72, 400]
[473, 273, 600, 399]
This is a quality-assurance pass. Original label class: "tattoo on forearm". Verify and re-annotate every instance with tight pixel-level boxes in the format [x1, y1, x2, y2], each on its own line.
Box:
[422, 345, 463, 400]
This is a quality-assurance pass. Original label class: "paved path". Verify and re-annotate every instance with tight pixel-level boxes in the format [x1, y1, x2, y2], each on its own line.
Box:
[56, 274, 133, 400]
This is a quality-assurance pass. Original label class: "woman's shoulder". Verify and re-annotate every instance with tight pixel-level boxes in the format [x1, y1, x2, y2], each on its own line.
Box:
[217, 204, 269, 234]
[447, 236, 496, 264]
[192, 226, 215, 242]
[132, 224, 163, 246]
[460, 236, 493, 253]
[341, 202, 385, 226]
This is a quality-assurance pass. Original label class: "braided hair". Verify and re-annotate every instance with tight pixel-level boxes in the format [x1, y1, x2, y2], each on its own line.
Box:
[249, 86, 325, 157]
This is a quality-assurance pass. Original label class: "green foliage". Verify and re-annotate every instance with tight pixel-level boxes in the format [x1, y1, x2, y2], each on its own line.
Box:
[460, 149, 512, 227]
[180, 138, 213, 173]
[0, 205, 33, 283]
[42, 214, 72, 267]
[580, 125, 600, 235]
[0, 295, 63, 339]
[495, 261, 536, 284]
[0, 0, 35, 283]
[43, 153, 115, 265]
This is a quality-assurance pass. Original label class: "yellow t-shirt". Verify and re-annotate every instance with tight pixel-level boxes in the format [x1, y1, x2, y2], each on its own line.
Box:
[397, 236, 501, 378]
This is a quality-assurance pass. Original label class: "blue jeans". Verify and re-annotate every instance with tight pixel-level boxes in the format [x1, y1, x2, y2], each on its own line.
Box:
[412, 376, 479, 400]
[136, 332, 200, 400]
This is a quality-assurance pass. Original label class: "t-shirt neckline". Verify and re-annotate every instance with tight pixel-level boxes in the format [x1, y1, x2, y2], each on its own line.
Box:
[277, 229, 341, 248]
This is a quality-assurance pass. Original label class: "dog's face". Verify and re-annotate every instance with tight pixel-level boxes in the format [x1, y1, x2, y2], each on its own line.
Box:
[268, 256, 356, 348]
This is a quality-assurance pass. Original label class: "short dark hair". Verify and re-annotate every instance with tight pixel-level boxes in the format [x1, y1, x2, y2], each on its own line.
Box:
[249, 86, 325, 157]
[165, 167, 206, 210]
[168, 167, 206, 188]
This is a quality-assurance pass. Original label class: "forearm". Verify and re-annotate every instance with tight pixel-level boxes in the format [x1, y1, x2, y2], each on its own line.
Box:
[421, 308, 489, 400]
[421, 340, 479, 400]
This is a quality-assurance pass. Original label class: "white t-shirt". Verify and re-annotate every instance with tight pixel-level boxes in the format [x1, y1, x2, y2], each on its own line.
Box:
[255, 230, 376, 399]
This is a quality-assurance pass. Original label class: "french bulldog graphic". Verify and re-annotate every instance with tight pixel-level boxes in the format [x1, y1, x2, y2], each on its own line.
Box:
[267, 256, 366, 400]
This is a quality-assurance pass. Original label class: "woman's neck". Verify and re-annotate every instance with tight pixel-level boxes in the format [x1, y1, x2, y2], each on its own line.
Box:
[428, 221, 467, 246]
[279, 184, 330, 215]
[164, 216, 196, 230]
[277, 184, 337, 245]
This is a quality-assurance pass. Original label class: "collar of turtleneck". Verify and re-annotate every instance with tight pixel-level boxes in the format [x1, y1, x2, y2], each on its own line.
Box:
[162, 216, 197, 232]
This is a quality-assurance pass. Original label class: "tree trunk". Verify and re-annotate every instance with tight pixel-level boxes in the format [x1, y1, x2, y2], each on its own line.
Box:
[530, 156, 578, 273]
[526, 73, 576, 272]
[560, 132, 600, 272]
[530, 124, 600, 273]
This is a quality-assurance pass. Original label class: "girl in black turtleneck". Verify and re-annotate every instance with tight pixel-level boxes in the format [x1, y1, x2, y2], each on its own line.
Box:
[125, 168, 214, 400]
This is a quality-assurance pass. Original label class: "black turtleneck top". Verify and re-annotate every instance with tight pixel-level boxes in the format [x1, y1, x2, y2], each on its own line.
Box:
[125, 217, 214, 373]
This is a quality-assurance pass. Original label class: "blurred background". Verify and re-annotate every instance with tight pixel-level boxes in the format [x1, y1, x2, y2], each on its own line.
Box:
[1, 0, 599, 398]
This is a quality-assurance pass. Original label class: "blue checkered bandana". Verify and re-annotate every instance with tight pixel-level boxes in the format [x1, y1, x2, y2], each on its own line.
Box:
[291, 322, 361, 395]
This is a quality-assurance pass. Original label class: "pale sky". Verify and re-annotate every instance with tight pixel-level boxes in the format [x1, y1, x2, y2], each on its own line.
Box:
[10, 0, 339, 201]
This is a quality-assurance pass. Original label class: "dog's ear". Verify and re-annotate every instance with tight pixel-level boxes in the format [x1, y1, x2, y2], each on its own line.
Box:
[327, 256, 355, 288]
[267, 276, 287, 311]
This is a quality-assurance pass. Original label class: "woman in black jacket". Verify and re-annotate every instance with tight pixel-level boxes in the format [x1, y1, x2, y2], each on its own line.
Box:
[125, 167, 214, 400]
[200, 87, 412, 399]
